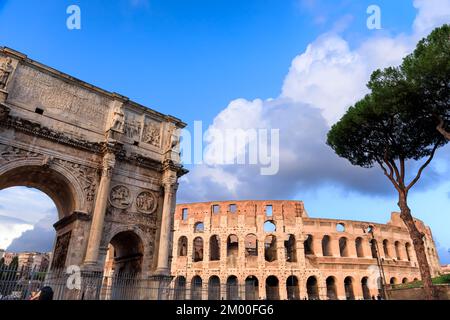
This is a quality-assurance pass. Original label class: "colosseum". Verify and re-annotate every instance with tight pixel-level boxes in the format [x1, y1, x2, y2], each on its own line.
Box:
[171, 200, 442, 300]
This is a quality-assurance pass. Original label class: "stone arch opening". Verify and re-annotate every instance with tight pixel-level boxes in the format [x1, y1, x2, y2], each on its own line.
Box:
[265, 276, 280, 300]
[286, 275, 300, 300]
[245, 276, 259, 300]
[355, 237, 364, 257]
[405, 242, 412, 261]
[390, 277, 398, 285]
[306, 276, 319, 300]
[383, 239, 390, 258]
[326, 276, 337, 300]
[395, 241, 401, 260]
[208, 276, 221, 300]
[361, 277, 371, 300]
[264, 235, 277, 262]
[209, 235, 220, 261]
[284, 234, 297, 262]
[178, 236, 188, 257]
[304, 234, 314, 255]
[322, 235, 332, 256]
[191, 276, 203, 300]
[226, 275, 239, 300]
[339, 237, 348, 257]
[0, 164, 81, 220]
[193, 237, 204, 262]
[227, 234, 239, 257]
[245, 234, 258, 258]
[263, 220, 276, 232]
[402, 278, 408, 284]
[344, 276, 355, 300]
[103, 230, 144, 300]
[370, 239, 378, 259]
[194, 222, 204, 233]
[174, 276, 186, 300]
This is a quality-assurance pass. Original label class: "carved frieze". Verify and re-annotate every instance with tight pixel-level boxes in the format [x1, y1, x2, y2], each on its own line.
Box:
[124, 118, 142, 141]
[0, 57, 13, 90]
[56, 159, 98, 202]
[109, 185, 132, 209]
[141, 119, 161, 147]
[0, 145, 41, 164]
[136, 190, 158, 214]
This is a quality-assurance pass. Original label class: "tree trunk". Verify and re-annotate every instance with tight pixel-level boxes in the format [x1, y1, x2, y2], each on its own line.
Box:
[436, 119, 450, 140]
[398, 192, 435, 300]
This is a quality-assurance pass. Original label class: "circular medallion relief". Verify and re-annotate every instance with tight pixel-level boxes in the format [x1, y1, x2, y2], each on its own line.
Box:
[109, 185, 132, 209]
[136, 191, 158, 214]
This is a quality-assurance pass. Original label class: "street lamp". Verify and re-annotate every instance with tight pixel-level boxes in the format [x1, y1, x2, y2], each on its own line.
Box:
[363, 225, 388, 300]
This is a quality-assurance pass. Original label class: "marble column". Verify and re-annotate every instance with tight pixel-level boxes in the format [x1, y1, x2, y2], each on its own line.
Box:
[155, 174, 178, 275]
[84, 152, 115, 266]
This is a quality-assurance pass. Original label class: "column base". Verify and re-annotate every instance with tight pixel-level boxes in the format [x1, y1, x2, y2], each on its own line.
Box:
[148, 274, 174, 300]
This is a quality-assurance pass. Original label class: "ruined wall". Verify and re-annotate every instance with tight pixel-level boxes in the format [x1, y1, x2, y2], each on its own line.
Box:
[171, 200, 441, 300]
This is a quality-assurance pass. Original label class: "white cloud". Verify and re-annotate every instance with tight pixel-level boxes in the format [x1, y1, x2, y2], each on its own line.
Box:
[178, 0, 450, 202]
[413, 0, 450, 37]
[0, 216, 33, 250]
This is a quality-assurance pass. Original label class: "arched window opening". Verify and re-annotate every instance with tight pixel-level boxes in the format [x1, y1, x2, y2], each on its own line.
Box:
[383, 240, 390, 258]
[304, 235, 314, 255]
[306, 276, 319, 300]
[209, 235, 220, 261]
[265, 276, 280, 300]
[227, 235, 239, 257]
[284, 234, 297, 262]
[286, 276, 300, 300]
[245, 276, 259, 300]
[193, 237, 204, 262]
[405, 243, 412, 261]
[336, 223, 345, 232]
[322, 235, 332, 257]
[245, 234, 258, 257]
[326, 276, 338, 300]
[402, 278, 408, 284]
[264, 220, 276, 232]
[361, 277, 371, 300]
[191, 276, 203, 300]
[370, 239, 378, 259]
[194, 222, 204, 233]
[174, 276, 186, 300]
[264, 235, 277, 262]
[178, 236, 188, 257]
[339, 237, 348, 257]
[208, 276, 221, 300]
[344, 277, 355, 300]
[226, 276, 239, 300]
[355, 237, 364, 258]
[395, 241, 401, 260]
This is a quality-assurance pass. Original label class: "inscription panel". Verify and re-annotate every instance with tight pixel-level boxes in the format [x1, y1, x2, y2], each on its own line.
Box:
[8, 64, 110, 129]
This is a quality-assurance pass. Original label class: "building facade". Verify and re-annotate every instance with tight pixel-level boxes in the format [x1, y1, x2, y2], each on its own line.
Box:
[0, 47, 186, 299]
[171, 200, 441, 300]
[17, 252, 51, 271]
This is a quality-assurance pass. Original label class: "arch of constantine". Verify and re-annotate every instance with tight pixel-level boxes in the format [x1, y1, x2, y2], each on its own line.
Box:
[0, 47, 187, 297]
[171, 200, 442, 300]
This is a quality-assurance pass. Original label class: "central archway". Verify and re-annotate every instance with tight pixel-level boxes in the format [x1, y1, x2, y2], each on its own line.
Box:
[102, 231, 144, 300]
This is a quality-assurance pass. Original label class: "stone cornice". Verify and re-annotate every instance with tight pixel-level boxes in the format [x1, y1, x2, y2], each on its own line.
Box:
[53, 211, 91, 231]
[0, 110, 188, 173]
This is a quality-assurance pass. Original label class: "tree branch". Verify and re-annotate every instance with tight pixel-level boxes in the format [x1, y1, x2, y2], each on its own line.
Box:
[377, 159, 401, 192]
[436, 116, 450, 140]
[406, 142, 440, 191]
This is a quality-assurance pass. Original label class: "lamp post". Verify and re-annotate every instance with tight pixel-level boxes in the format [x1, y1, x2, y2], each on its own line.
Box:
[364, 226, 388, 300]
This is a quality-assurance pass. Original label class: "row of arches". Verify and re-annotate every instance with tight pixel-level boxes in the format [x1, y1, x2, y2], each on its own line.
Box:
[309, 235, 413, 261]
[172, 274, 417, 300]
[178, 234, 297, 263]
[178, 234, 414, 263]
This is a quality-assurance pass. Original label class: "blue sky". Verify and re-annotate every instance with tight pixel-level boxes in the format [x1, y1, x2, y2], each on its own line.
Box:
[0, 0, 449, 264]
